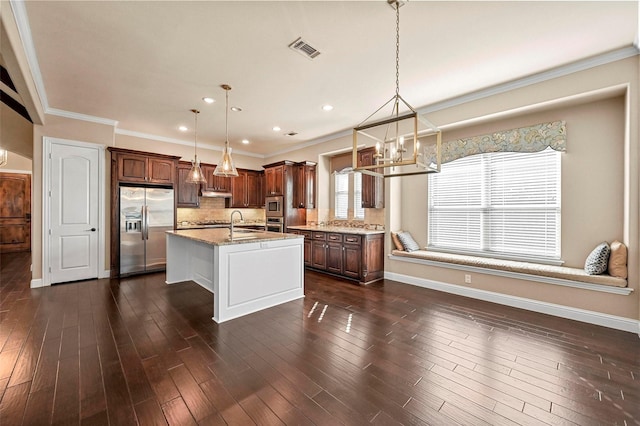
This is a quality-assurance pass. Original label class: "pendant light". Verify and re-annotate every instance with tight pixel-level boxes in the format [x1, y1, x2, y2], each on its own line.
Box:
[186, 109, 207, 184]
[353, 0, 441, 178]
[213, 84, 239, 177]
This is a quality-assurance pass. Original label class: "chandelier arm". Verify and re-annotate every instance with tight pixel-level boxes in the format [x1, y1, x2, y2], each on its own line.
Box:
[356, 94, 398, 127]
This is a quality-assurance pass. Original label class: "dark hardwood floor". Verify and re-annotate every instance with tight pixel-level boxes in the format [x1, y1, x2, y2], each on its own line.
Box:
[0, 251, 638, 425]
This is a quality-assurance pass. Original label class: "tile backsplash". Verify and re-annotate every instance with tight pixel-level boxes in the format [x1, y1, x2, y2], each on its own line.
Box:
[177, 197, 265, 223]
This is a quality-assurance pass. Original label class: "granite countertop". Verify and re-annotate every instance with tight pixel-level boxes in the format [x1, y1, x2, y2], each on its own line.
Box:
[287, 225, 385, 235]
[167, 228, 301, 246]
[176, 221, 266, 230]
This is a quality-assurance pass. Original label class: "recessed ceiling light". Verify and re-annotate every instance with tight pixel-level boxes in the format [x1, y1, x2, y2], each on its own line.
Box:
[230, 106, 242, 112]
[178, 125, 188, 131]
[242, 139, 250, 144]
[272, 126, 281, 131]
[202, 97, 215, 104]
[322, 104, 334, 111]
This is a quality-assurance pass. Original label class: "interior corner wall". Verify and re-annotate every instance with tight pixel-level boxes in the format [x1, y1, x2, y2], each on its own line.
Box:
[387, 56, 639, 322]
[32, 114, 116, 281]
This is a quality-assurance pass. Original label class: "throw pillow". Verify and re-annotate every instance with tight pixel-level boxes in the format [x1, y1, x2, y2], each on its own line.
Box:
[397, 231, 420, 252]
[391, 231, 404, 251]
[608, 240, 628, 279]
[584, 242, 611, 275]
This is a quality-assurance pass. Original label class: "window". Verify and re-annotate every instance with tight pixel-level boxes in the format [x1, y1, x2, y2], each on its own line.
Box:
[428, 148, 561, 262]
[354, 172, 364, 219]
[334, 173, 349, 219]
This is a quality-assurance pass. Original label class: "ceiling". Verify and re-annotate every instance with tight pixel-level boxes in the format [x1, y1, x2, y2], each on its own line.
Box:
[16, 1, 640, 157]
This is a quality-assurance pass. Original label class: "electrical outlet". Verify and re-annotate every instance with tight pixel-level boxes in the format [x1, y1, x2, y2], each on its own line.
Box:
[464, 274, 471, 284]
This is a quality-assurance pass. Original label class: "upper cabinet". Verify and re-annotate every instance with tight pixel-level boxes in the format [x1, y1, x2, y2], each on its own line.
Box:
[231, 169, 264, 208]
[263, 161, 295, 197]
[293, 161, 316, 209]
[109, 148, 179, 185]
[264, 164, 284, 196]
[358, 147, 384, 208]
[201, 164, 232, 193]
[176, 161, 200, 208]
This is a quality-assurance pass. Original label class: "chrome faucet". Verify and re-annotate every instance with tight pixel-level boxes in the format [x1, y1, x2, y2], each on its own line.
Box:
[229, 210, 243, 239]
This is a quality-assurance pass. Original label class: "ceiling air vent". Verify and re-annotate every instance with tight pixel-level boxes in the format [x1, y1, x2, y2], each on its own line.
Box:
[288, 37, 321, 60]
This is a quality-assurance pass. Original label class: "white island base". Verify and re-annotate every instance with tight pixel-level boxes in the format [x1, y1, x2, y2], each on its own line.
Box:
[166, 230, 304, 323]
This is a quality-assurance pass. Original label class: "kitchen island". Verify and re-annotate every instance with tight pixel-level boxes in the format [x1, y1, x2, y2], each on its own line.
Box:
[166, 228, 304, 323]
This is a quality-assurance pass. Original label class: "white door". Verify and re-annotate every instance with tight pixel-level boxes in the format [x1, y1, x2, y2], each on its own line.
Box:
[49, 142, 100, 283]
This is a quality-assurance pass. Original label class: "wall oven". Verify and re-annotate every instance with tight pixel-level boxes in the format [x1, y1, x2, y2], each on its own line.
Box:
[266, 217, 284, 233]
[265, 196, 283, 217]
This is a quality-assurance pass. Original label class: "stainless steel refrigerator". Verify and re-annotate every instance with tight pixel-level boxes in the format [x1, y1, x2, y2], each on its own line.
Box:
[120, 186, 174, 275]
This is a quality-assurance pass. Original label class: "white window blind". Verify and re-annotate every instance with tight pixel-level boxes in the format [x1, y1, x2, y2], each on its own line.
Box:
[354, 172, 364, 219]
[335, 173, 348, 219]
[428, 148, 561, 261]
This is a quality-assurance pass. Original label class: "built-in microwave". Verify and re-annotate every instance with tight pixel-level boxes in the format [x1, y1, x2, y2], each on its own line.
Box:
[265, 196, 283, 217]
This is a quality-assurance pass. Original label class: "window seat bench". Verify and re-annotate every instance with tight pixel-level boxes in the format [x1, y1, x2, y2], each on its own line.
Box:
[389, 249, 632, 295]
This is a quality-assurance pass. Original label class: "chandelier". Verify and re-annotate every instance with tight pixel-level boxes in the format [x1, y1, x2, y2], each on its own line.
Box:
[185, 109, 207, 184]
[213, 84, 239, 177]
[353, 0, 441, 178]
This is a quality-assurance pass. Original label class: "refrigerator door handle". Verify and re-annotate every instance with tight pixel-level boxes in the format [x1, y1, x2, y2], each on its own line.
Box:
[145, 205, 150, 240]
[141, 206, 146, 240]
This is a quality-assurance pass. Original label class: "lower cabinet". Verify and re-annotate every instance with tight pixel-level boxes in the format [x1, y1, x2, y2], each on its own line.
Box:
[290, 228, 383, 284]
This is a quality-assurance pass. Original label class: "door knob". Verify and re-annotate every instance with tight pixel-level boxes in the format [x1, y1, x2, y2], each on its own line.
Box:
[85, 228, 97, 232]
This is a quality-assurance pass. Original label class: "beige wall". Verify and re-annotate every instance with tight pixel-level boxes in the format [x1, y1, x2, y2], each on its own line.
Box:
[1, 104, 33, 158]
[1, 151, 32, 172]
[265, 56, 640, 322]
[391, 58, 639, 321]
[115, 133, 266, 171]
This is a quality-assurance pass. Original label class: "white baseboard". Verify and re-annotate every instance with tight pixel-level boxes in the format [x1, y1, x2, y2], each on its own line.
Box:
[385, 271, 640, 335]
[100, 270, 111, 279]
[30, 278, 44, 288]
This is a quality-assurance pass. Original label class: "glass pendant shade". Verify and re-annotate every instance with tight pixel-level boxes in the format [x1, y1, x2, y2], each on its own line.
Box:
[186, 155, 206, 184]
[0, 149, 7, 167]
[213, 84, 239, 177]
[186, 109, 207, 184]
[213, 147, 238, 177]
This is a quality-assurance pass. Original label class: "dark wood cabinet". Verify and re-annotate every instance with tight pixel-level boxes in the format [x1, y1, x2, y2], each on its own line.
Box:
[297, 229, 384, 284]
[311, 232, 327, 270]
[326, 233, 343, 274]
[201, 164, 232, 192]
[264, 165, 284, 196]
[342, 234, 362, 279]
[113, 149, 177, 184]
[293, 162, 316, 209]
[358, 147, 384, 208]
[176, 161, 200, 208]
[231, 169, 263, 208]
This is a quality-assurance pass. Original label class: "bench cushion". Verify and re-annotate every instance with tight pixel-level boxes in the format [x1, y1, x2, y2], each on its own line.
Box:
[391, 250, 628, 288]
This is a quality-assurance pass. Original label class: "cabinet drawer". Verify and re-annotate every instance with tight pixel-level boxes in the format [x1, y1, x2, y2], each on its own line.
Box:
[327, 233, 342, 242]
[343, 234, 361, 245]
[312, 231, 327, 240]
[299, 231, 312, 239]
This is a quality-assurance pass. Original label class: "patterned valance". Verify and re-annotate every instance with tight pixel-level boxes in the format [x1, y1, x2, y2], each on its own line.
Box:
[425, 120, 566, 165]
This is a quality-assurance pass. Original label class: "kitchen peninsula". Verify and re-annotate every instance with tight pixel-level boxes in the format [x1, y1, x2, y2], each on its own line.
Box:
[166, 228, 304, 323]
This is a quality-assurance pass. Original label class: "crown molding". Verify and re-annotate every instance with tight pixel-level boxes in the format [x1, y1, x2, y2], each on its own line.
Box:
[46, 108, 119, 127]
[9, 0, 48, 111]
[114, 128, 265, 159]
[419, 45, 640, 115]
